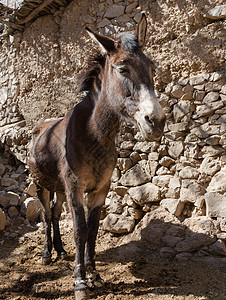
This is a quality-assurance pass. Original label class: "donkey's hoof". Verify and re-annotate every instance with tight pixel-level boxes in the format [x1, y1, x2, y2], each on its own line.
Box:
[87, 271, 104, 289]
[75, 288, 89, 300]
[58, 251, 67, 260]
[42, 255, 52, 265]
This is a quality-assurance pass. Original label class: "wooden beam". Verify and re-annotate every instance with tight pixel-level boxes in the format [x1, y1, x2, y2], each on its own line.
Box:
[0, 17, 24, 30]
[17, 0, 56, 24]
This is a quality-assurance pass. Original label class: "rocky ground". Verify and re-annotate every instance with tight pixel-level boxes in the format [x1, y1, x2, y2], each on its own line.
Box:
[1, 216, 226, 300]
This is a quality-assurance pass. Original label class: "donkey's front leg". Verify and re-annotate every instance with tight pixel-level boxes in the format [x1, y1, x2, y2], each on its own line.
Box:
[65, 186, 89, 299]
[85, 182, 110, 288]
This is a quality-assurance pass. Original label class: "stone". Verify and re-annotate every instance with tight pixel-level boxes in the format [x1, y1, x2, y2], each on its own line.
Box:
[129, 183, 160, 205]
[171, 84, 184, 98]
[120, 164, 150, 186]
[152, 175, 172, 188]
[8, 206, 19, 218]
[180, 180, 205, 203]
[0, 208, 7, 231]
[105, 5, 124, 18]
[179, 166, 199, 179]
[193, 100, 224, 118]
[138, 160, 158, 177]
[200, 157, 221, 176]
[126, 2, 138, 14]
[102, 213, 135, 234]
[97, 18, 111, 28]
[1, 175, 17, 187]
[160, 198, 184, 217]
[173, 100, 192, 122]
[205, 193, 226, 218]
[165, 177, 181, 198]
[168, 141, 184, 159]
[175, 233, 216, 253]
[193, 90, 205, 101]
[189, 74, 207, 85]
[130, 151, 140, 164]
[159, 156, 174, 167]
[204, 5, 226, 20]
[106, 192, 123, 214]
[200, 145, 224, 157]
[175, 253, 192, 261]
[114, 185, 128, 196]
[20, 197, 43, 222]
[0, 191, 19, 208]
[204, 135, 220, 145]
[208, 240, 226, 256]
[0, 162, 5, 176]
[162, 235, 182, 248]
[127, 207, 143, 220]
[160, 247, 176, 259]
[203, 92, 219, 103]
[120, 141, 134, 150]
[207, 169, 226, 193]
[24, 182, 37, 197]
[133, 141, 157, 153]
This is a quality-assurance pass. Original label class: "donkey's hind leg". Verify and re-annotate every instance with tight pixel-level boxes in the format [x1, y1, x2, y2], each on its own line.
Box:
[37, 187, 53, 265]
[52, 192, 67, 258]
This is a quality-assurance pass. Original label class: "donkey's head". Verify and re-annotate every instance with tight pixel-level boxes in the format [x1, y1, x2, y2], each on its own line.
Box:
[86, 14, 166, 141]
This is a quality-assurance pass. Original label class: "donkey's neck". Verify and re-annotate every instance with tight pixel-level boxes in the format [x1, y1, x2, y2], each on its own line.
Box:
[89, 94, 119, 145]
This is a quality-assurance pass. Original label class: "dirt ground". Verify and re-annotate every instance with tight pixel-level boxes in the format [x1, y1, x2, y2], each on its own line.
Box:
[1, 217, 226, 300]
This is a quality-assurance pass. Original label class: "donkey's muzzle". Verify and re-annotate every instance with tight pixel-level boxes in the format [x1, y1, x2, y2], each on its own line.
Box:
[142, 114, 166, 141]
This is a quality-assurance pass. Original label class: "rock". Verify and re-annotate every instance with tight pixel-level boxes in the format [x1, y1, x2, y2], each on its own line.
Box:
[175, 253, 192, 261]
[105, 192, 123, 214]
[1, 175, 17, 187]
[105, 5, 124, 18]
[162, 235, 182, 248]
[208, 240, 226, 256]
[8, 206, 19, 218]
[117, 158, 133, 171]
[207, 169, 226, 193]
[179, 166, 199, 179]
[133, 141, 157, 153]
[127, 207, 143, 220]
[20, 197, 43, 222]
[180, 180, 205, 203]
[97, 18, 111, 28]
[152, 175, 172, 188]
[203, 92, 219, 103]
[0, 162, 5, 176]
[204, 5, 226, 20]
[200, 145, 225, 157]
[193, 100, 224, 118]
[168, 141, 184, 159]
[0, 191, 20, 208]
[119, 164, 150, 187]
[129, 183, 160, 205]
[175, 233, 216, 253]
[159, 156, 174, 167]
[204, 257, 226, 269]
[173, 100, 192, 122]
[0, 208, 7, 231]
[205, 193, 226, 218]
[24, 182, 37, 197]
[171, 84, 184, 98]
[165, 177, 181, 198]
[204, 135, 220, 145]
[193, 90, 205, 101]
[160, 198, 184, 217]
[200, 157, 221, 176]
[125, 2, 138, 14]
[102, 213, 135, 234]
[189, 74, 207, 85]
[160, 247, 176, 258]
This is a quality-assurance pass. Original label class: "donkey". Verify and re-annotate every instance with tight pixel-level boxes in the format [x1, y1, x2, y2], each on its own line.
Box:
[29, 14, 166, 299]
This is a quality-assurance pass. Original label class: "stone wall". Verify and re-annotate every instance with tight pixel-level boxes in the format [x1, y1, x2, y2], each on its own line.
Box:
[0, 0, 226, 258]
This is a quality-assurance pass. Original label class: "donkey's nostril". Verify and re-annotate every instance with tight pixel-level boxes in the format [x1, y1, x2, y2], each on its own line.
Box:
[145, 116, 155, 127]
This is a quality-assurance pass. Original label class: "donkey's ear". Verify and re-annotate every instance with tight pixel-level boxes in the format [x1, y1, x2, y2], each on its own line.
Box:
[134, 13, 147, 48]
[85, 27, 116, 53]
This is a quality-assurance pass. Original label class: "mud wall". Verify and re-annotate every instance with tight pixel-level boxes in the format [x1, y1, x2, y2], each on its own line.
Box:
[0, 0, 226, 257]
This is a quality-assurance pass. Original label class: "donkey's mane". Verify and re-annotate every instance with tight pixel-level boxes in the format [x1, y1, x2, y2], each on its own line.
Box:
[76, 50, 106, 94]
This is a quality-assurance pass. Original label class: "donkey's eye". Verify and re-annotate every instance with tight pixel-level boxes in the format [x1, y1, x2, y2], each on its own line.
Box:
[112, 64, 129, 75]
